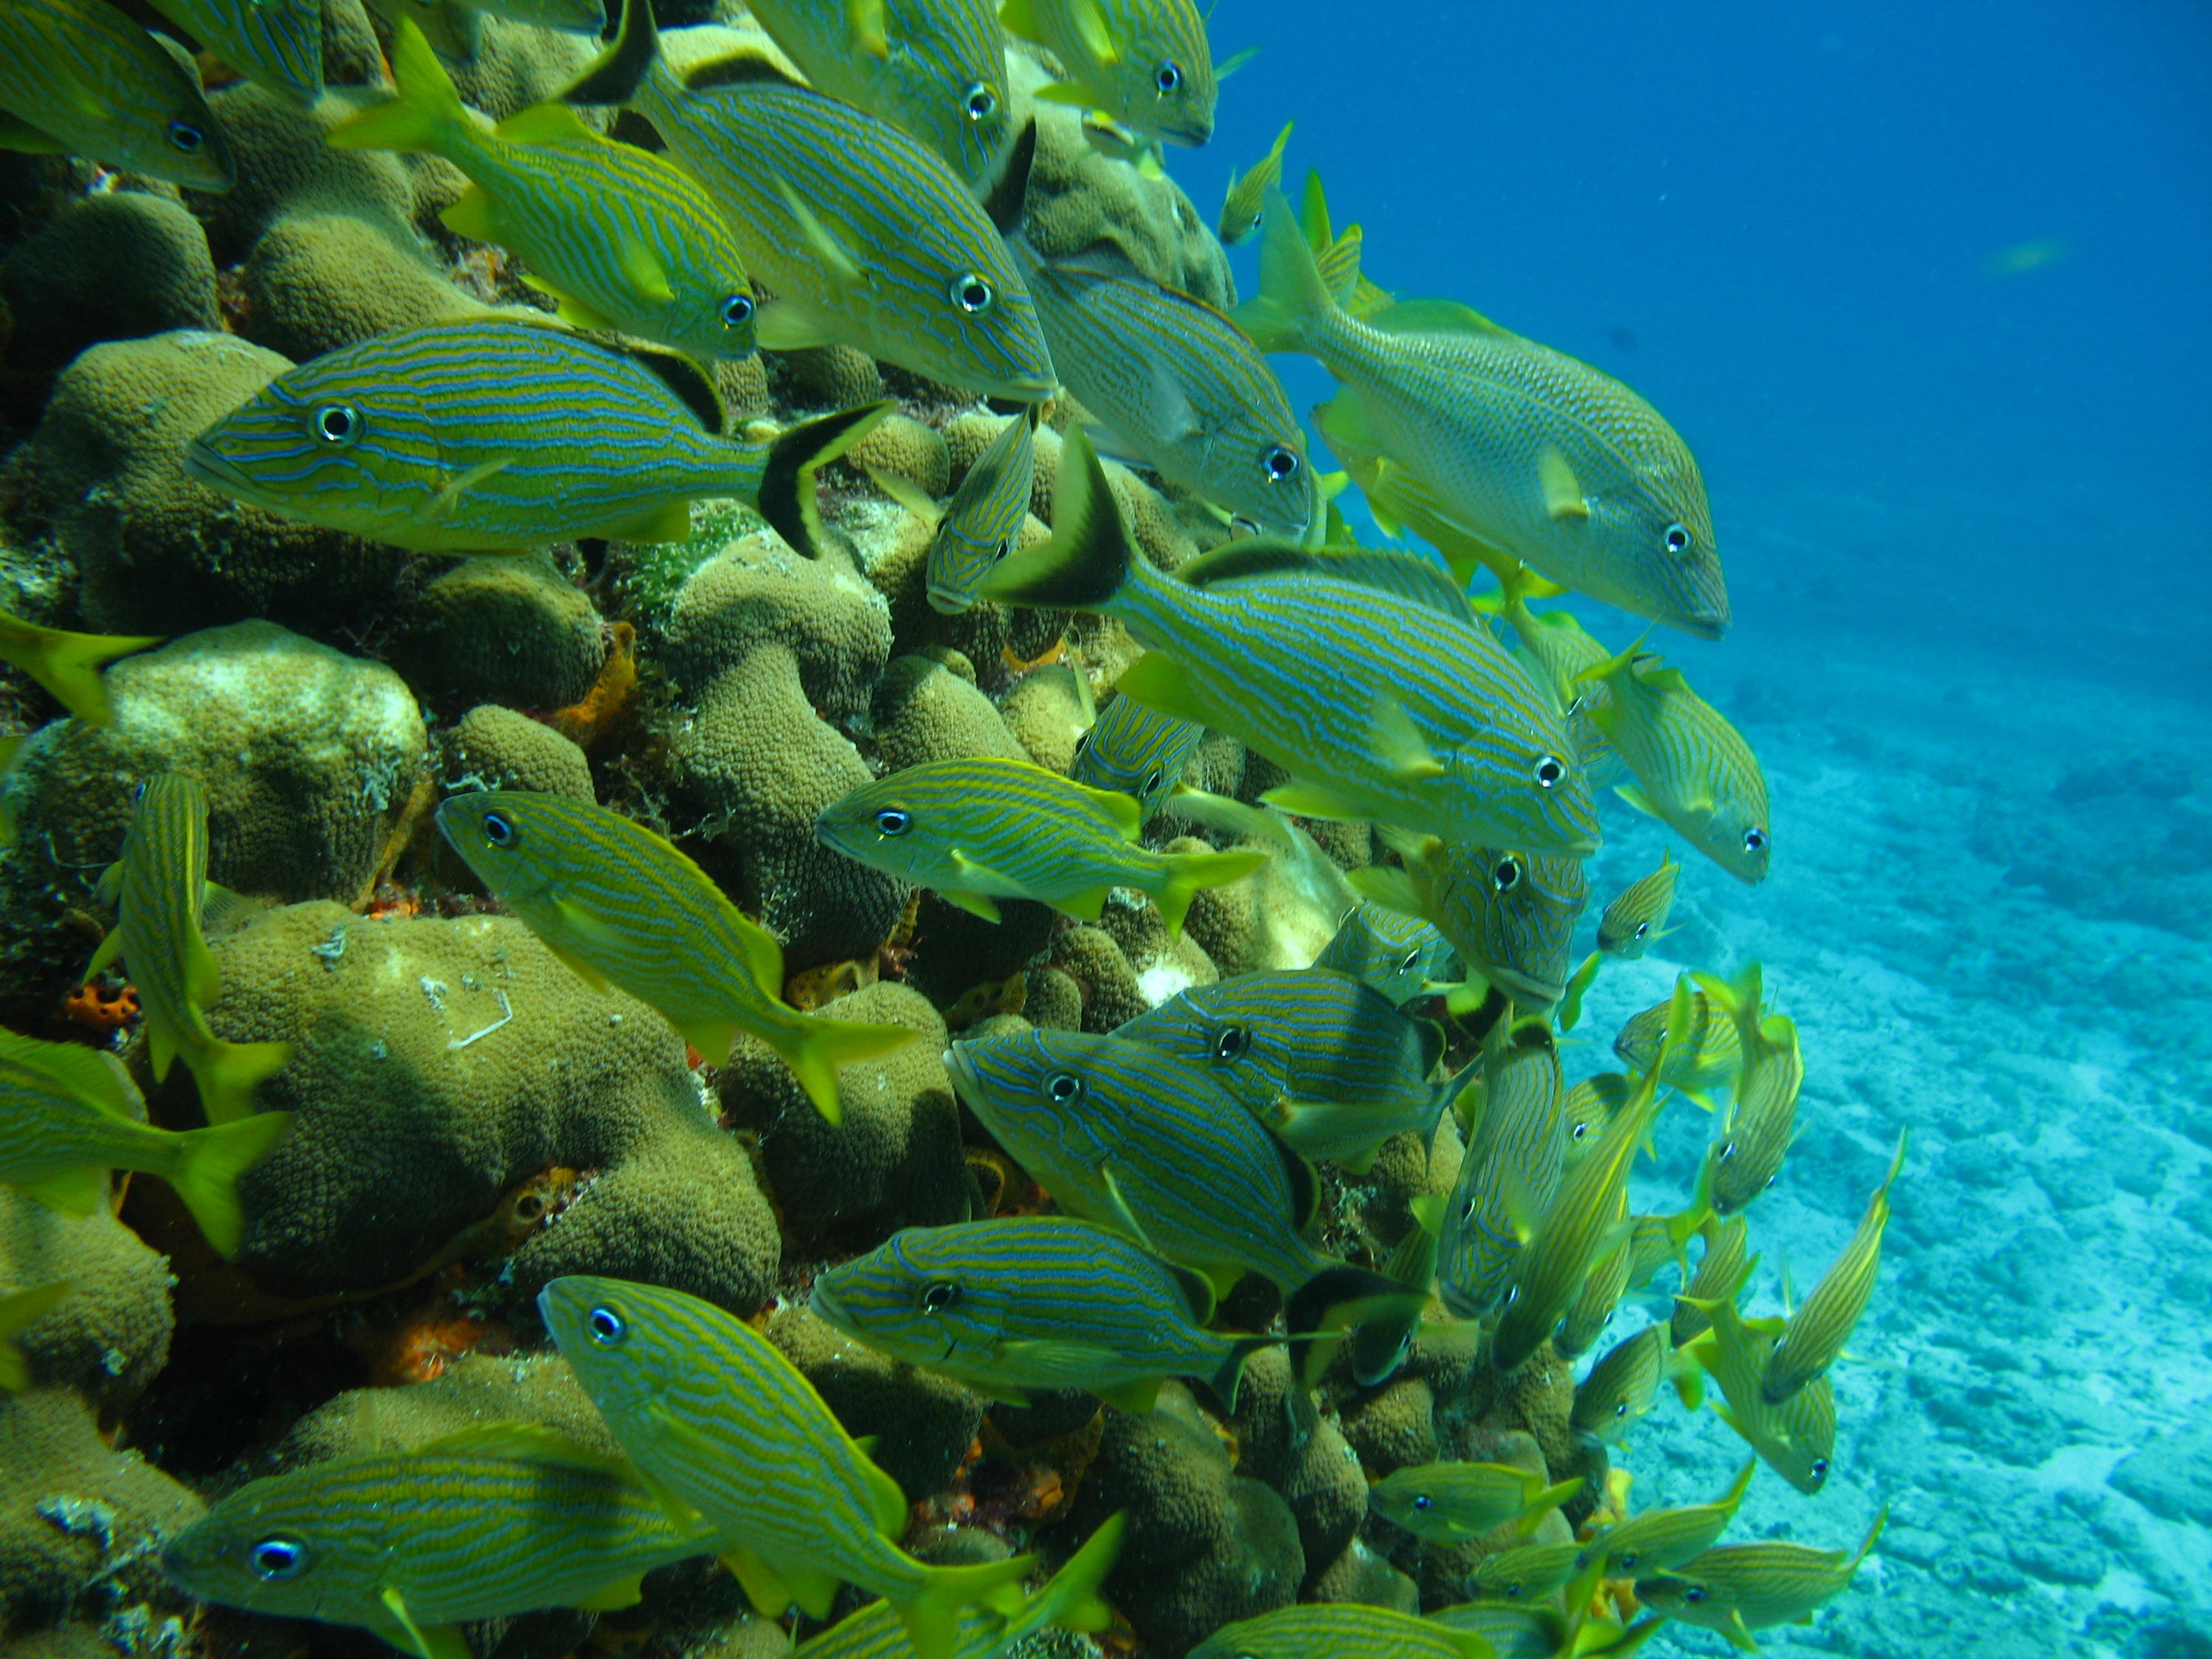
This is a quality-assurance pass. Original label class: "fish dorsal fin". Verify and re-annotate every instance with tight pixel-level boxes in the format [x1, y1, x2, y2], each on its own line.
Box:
[1368, 296, 1503, 336]
[984, 119, 1038, 238]
[1166, 1261, 1216, 1324]
[493, 100, 598, 146]
[148, 29, 208, 91]
[605, 339, 725, 435]
[1175, 541, 1473, 622]
[413, 1421, 630, 1474]
[681, 49, 807, 95]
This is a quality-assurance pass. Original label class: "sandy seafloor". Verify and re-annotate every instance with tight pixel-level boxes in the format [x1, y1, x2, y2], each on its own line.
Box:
[1528, 466, 2212, 1658]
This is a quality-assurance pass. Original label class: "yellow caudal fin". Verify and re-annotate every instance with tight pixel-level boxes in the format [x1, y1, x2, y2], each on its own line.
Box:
[0, 613, 161, 726]
[894, 1554, 1037, 1659]
[772, 1015, 917, 1126]
[1019, 1512, 1124, 1638]
[1234, 188, 1337, 353]
[1154, 847, 1269, 938]
[0, 1281, 72, 1392]
[324, 15, 469, 156]
[187, 1037, 292, 1127]
[166, 1111, 293, 1259]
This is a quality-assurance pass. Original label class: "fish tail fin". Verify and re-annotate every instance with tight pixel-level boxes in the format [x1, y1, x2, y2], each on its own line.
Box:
[1154, 847, 1269, 937]
[771, 1014, 917, 1126]
[0, 1281, 72, 1393]
[1284, 1265, 1427, 1389]
[980, 428, 1140, 613]
[1846, 1503, 1889, 1572]
[894, 1554, 1037, 1659]
[1235, 188, 1336, 353]
[754, 402, 892, 560]
[1024, 1513, 1124, 1637]
[190, 1038, 292, 1127]
[1514, 1476, 1585, 1538]
[1207, 1335, 1279, 1413]
[324, 16, 467, 155]
[556, 0, 659, 106]
[0, 625, 161, 727]
[167, 1111, 293, 1260]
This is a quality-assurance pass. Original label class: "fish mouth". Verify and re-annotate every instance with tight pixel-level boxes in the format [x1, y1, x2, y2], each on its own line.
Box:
[925, 584, 975, 616]
[942, 1043, 986, 1116]
[805, 1277, 848, 1329]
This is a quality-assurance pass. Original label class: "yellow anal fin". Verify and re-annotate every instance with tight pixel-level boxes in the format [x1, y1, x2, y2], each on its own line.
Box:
[438, 185, 499, 243]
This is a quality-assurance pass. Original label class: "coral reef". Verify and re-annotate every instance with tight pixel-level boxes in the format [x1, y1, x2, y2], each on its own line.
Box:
[0, 1191, 173, 1416]
[0, 195, 220, 375]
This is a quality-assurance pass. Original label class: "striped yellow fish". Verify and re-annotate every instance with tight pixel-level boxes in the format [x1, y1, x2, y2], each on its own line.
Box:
[636, 43, 1053, 400]
[1761, 1133, 1904, 1405]
[1669, 1212, 1753, 1347]
[981, 430, 1601, 856]
[810, 1216, 1281, 1414]
[89, 775, 291, 1127]
[0, 609, 160, 727]
[158, 1422, 720, 1654]
[1469, 563, 1620, 784]
[1427, 1601, 1632, 1659]
[1563, 1070, 1630, 1162]
[1240, 191, 1728, 639]
[1694, 964, 1802, 1214]
[149, 0, 321, 105]
[540, 1276, 1035, 1659]
[1022, 254, 1316, 538]
[1219, 120, 1293, 244]
[1614, 982, 1740, 1109]
[1635, 1508, 1885, 1646]
[327, 14, 759, 366]
[1573, 1458, 1754, 1584]
[0, 1025, 289, 1259]
[1192, 1604, 1498, 1659]
[437, 791, 914, 1124]
[1466, 1540, 1581, 1602]
[185, 319, 883, 556]
[1437, 1018, 1565, 1318]
[1599, 852, 1679, 957]
[1070, 689, 1207, 824]
[1000, 0, 1220, 147]
[872, 407, 1040, 615]
[1348, 1200, 1438, 1387]
[0, 0, 234, 191]
[0, 1280, 72, 1393]
[1570, 1321, 1672, 1445]
[1368, 1460, 1582, 1545]
[814, 757, 1265, 938]
[1557, 1194, 1634, 1358]
[1351, 832, 1589, 1011]
[1677, 1294, 1835, 1495]
[1312, 900, 1458, 1006]
[1581, 643, 1769, 884]
[742, 0, 1013, 191]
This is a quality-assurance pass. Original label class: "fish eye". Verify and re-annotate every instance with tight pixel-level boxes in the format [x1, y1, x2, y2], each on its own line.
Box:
[1503, 1285, 1520, 1307]
[1500, 1580, 1527, 1599]
[948, 273, 995, 313]
[481, 810, 516, 848]
[993, 536, 1012, 562]
[1810, 1458, 1829, 1478]
[313, 404, 361, 446]
[1531, 754, 1565, 789]
[1046, 1071, 1083, 1103]
[1411, 1494, 1433, 1511]
[1458, 1194, 1476, 1220]
[1719, 1139, 1736, 1161]
[250, 1537, 307, 1580]
[1153, 59, 1183, 94]
[1143, 768, 1164, 796]
[1399, 949, 1421, 973]
[1571, 1122, 1591, 1141]
[1683, 1586, 1709, 1604]
[1613, 1402, 1630, 1419]
[1492, 856, 1522, 891]
[131, 780, 147, 804]
[1211, 1025, 1251, 1062]
[720, 293, 755, 328]
[586, 1305, 626, 1346]
[962, 81, 998, 122]
[1743, 827, 1768, 853]
[1663, 522, 1692, 555]
[167, 119, 206, 153]
[919, 1280, 961, 1313]
[1261, 444, 1301, 483]
[1633, 921, 1650, 938]
[874, 808, 912, 836]
[1071, 731, 1089, 755]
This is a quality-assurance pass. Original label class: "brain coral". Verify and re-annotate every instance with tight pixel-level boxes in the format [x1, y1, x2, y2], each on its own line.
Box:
[0, 1189, 173, 1418]
[0, 193, 219, 375]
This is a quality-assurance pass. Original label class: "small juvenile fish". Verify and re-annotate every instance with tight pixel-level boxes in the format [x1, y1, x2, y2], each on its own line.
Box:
[1437, 1019, 1566, 1319]
[1466, 1540, 1580, 1602]
[90, 775, 291, 1126]
[0, 0, 234, 191]
[150, 0, 321, 105]
[1761, 1133, 1905, 1405]
[874, 408, 1040, 615]
[815, 757, 1265, 938]
[810, 1217, 1280, 1415]
[1678, 1295, 1834, 1495]
[1191, 1603, 1497, 1659]
[1694, 964, 1801, 1214]
[1219, 120, 1293, 244]
[540, 1276, 1034, 1659]
[1240, 192, 1726, 639]
[1351, 833, 1589, 1011]
[1000, 0, 1220, 147]
[159, 1423, 720, 1652]
[1614, 984, 1740, 1110]
[1598, 853, 1678, 958]
[742, 0, 1013, 191]
[1557, 1201, 1633, 1358]
[1474, 562, 1618, 778]
[1113, 967, 1458, 1173]
[0, 610, 161, 727]
[945, 1027, 1415, 1351]
[1635, 1509, 1886, 1646]
[187, 320, 884, 556]
[636, 45, 1053, 400]
[1669, 1213, 1752, 1347]
[1313, 900, 1458, 1006]
[981, 431, 1600, 856]
[1574, 1459, 1754, 1582]
[327, 15, 759, 366]
[1368, 1460, 1582, 1545]
[1070, 689, 1207, 823]
[1023, 254, 1315, 538]
[1580, 644, 1769, 884]
[0, 1280, 71, 1393]
[1348, 1201, 1439, 1387]
[0, 1026, 289, 1258]
[1563, 1071, 1632, 1161]
[1571, 1322, 1671, 1444]
[438, 791, 915, 1124]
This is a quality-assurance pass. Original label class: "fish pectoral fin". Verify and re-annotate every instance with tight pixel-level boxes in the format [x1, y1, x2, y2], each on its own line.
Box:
[1538, 448, 1590, 521]
[935, 886, 1004, 922]
[1094, 1161, 1158, 1252]
[1202, 1264, 1247, 1302]
[1259, 779, 1368, 822]
[616, 238, 676, 305]
[1144, 360, 1201, 444]
[771, 1554, 844, 1621]
[673, 1018, 738, 1065]
[1030, 80, 1099, 108]
[541, 937, 613, 994]
[555, 293, 622, 333]
[722, 1545, 794, 1618]
[1369, 698, 1447, 782]
[772, 175, 866, 285]
[1113, 651, 1209, 728]
[1312, 385, 1383, 453]
[21, 1167, 107, 1217]
[199, 881, 261, 938]
[754, 299, 833, 352]
[571, 1573, 644, 1612]
[994, 1339, 1127, 1388]
[1613, 782, 1661, 820]
[431, 456, 515, 520]
[437, 186, 500, 243]
[376, 1587, 470, 1659]
[0, 110, 69, 155]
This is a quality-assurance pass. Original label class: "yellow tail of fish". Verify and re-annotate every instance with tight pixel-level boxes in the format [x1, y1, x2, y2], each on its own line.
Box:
[324, 15, 473, 158]
[188, 1037, 293, 1127]
[1154, 847, 1269, 938]
[0, 1281, 72, 1393]
[891, 1553, 1036, 1659]
[0, 616, 162, 727]
[772, 1015, 917, 1127]
[1234, 188, 1338, 354]
[1025, 1512, 1124, 1637]
[166, 1110, 293, 1260]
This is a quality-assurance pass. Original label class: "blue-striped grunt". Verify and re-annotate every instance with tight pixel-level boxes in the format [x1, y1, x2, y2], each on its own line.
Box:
[1427, 1601, 1593, 1659]
[1436, 1018, 1565, 1319]
[540, 1276, 1035, 1659]
[1598, 852, 1678, 957]
[1368, 1460, 1582, 1545]
[1472, 562, 1620, 780]
[0, 608, 161, 727]
[1573, 1458, 1754, 1584]
[1000, 0, 1220, 147]
[1677, 1293, 1834, 1495]
[814, 757, 1265, 938]
[1760, 1133, 1904, 1405]
[0, 0, 235, 190]
[1351, 832, 1588, 1011]
[1191, 1603, 1499, 1658]
[0, 1280, 72, 1393]
[184, 319, 883, 556]
[327, 13, 759, 366]
[810, 1216, 1281, 1414]
[159, 1422, 720, 1650]
[1579, 642, 1768, 884]
[1113, 967, 1458, 1173]
[1070, 689, 1207, 824]
[150, 0, 321, 105]
[1635, 1508, 1885, 1646]
[1563, 1071, 1631, 1163]
[1312, 900, 1458, 1006]
[1557, 1196, 1635, 1359]
[437, 790, 915, 1124]
[873, 407, 1040, 615]
[1240, 191, 1728, 639]
[1614, 981, 1740, 1110]
[1693, 964, 1801, 1214]
[1022, 254, 1316, 538]
[1668, 1212, 1753, 1348]
[1570, 1321, 1672, 1445]
[1466, 1540, 1581, 1603]
[89, 775, 291, 1127]
[0, 1025, 289, 1259]
[981, 429, 1601, 855]
[1219, 120, 1293, 244]
[1348, 1200, 1439, 1387]
[742, 0, 1014, 191]
[635, 40, 1053, 400]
